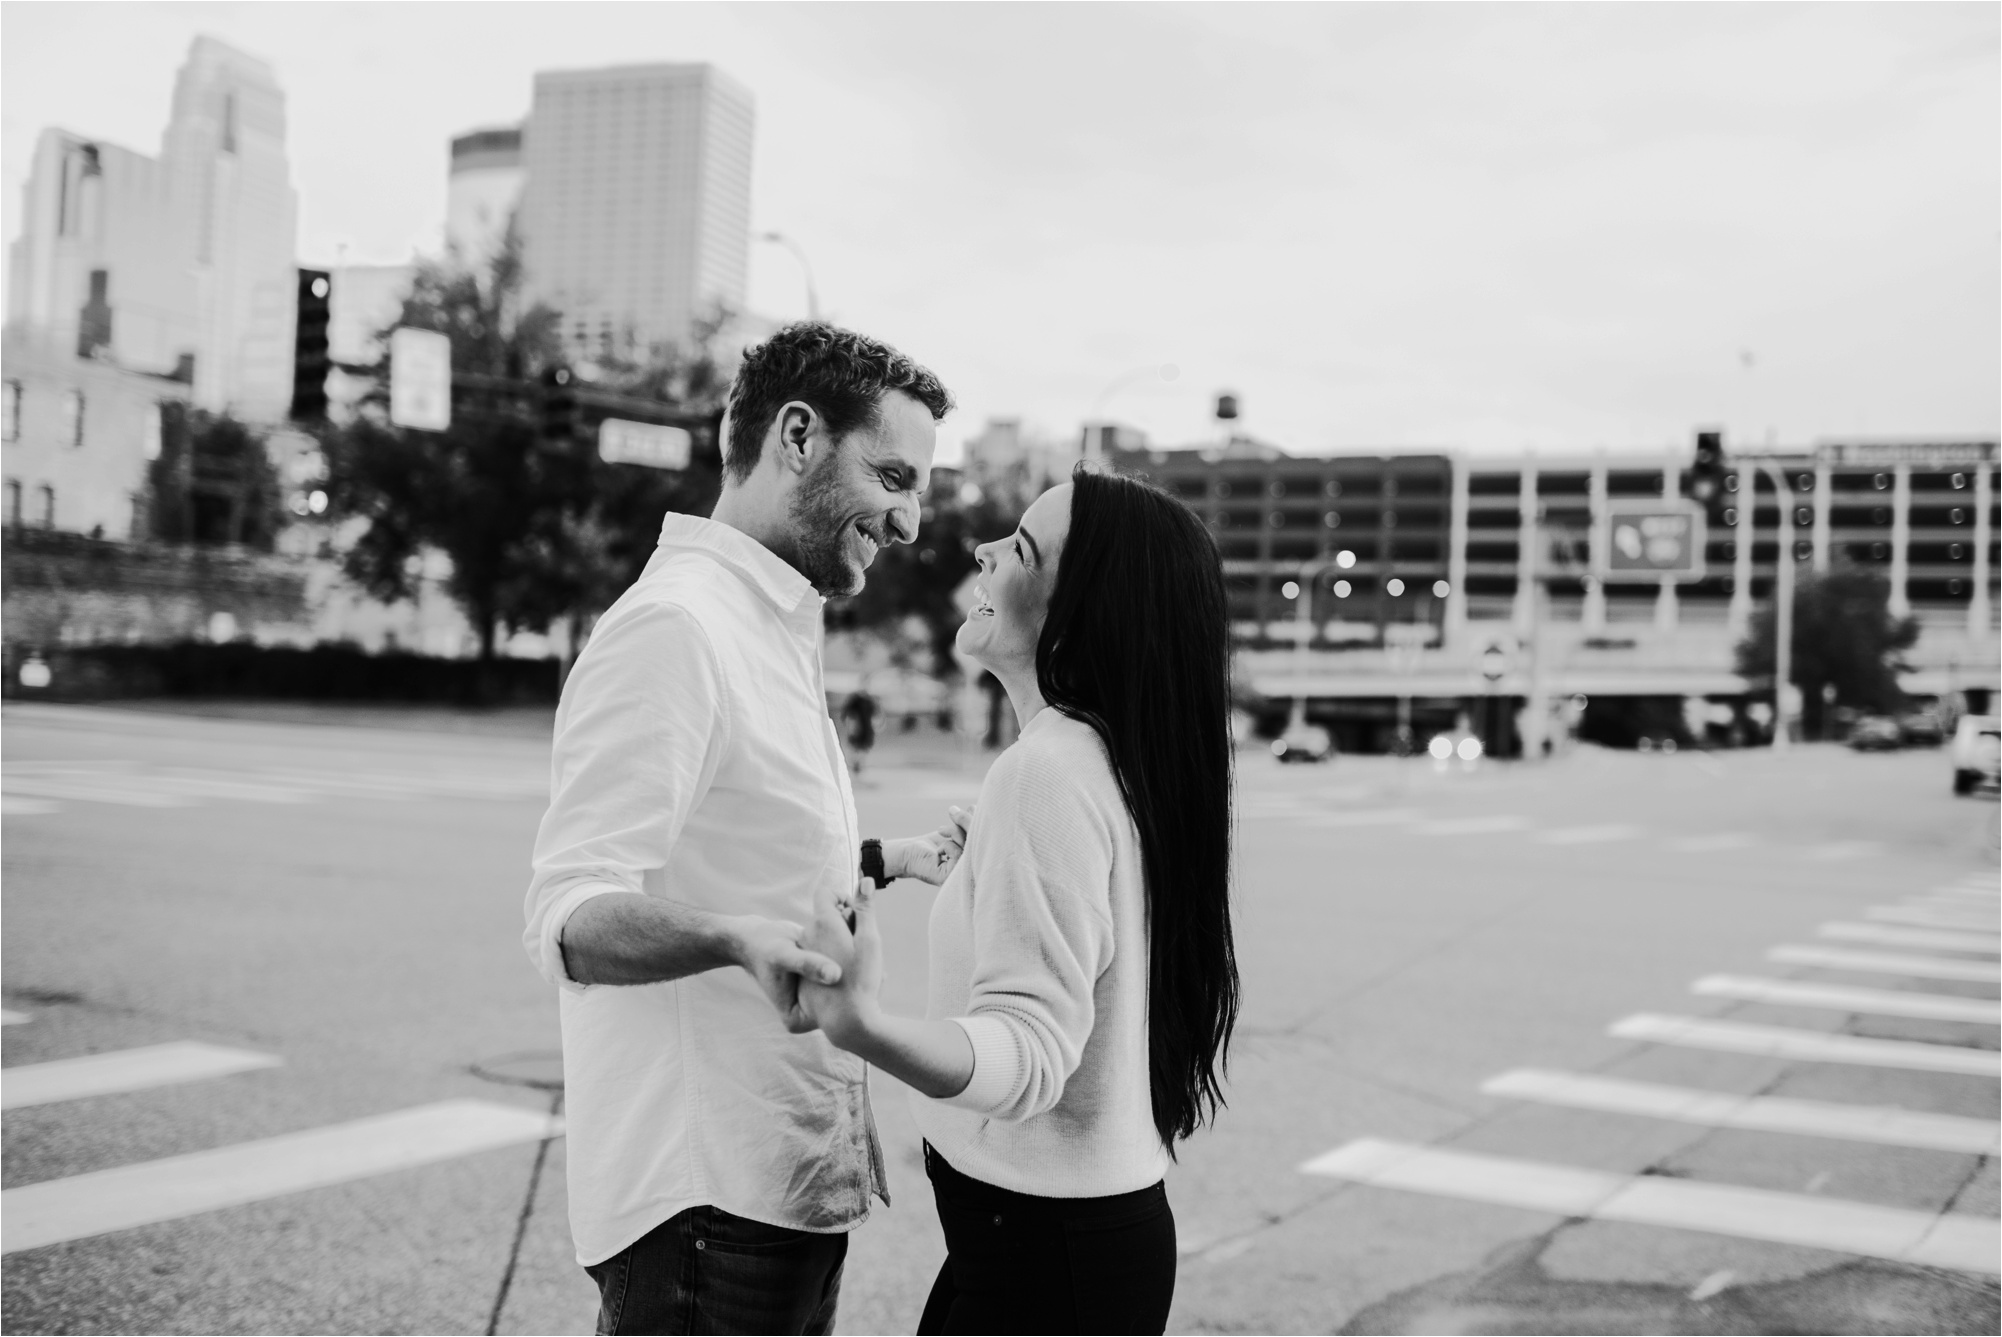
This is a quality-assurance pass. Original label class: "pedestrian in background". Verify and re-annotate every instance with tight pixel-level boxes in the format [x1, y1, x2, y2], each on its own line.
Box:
[841, 688, 878, 777]
[802, 467, 1241, 1335]
[523, 323, 965, 1336]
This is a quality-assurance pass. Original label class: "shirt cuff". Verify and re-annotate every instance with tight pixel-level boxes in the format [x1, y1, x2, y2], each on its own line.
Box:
[539, 879, 636, 994]
[942, 1014, 1026, 1115]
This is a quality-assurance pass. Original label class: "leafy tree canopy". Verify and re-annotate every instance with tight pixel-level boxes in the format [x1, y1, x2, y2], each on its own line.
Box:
[1735, 561, 1919, 738]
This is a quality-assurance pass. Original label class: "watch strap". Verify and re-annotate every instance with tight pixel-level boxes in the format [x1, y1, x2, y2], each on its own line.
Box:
[859, 837, 890, 888]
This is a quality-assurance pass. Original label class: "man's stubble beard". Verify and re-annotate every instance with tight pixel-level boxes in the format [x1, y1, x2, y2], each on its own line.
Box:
[783, 449, 865, 598]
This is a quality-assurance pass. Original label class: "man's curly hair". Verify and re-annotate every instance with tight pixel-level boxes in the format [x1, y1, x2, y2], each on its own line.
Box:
[724, 322, 954, 483]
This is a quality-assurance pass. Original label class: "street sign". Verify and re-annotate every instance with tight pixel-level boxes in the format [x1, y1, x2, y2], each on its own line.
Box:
[598, 418, 692, 470]
[388, 328, 451, 432]
[1812, 440, 1995, 467]
[1599, 501, 1705, 583]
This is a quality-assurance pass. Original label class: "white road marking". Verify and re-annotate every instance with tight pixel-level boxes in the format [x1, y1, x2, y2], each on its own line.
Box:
[0, 779, 193, 808]
[0, 797, 59, 817]
[2, 1042, 282, 1110]
[1666, 833, 1757, 853]
[1299, 807, 1423, 828]
[1818, 922, 1999, 955]
[1412, 815, 1529, 836]
[0, 762, 548, 813]
[1691, 975, 2000, 1025]
[1535, 825, 1642, 846]
[1608, 1013, 2001, 1077]
[1767, 944, 2002, 984]
[1866, 906, 1999, 932]
[1, 1011, 29, 1025]
[1, 1099, 562, 1254]
[1482, 1068, 2000, 1155]
[1806, 841, 1883, 861]
[1300, 1139, 1997, 1274]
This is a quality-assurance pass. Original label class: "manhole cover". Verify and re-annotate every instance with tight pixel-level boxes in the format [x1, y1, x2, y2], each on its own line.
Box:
[469, 1050, 564, 1092]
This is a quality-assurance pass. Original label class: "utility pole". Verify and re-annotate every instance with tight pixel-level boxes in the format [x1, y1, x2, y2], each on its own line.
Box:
[1755, 460, 1798, 750]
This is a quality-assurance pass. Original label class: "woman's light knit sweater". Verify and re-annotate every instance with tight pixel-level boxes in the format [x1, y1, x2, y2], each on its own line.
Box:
[911, 706, 1171, 1198]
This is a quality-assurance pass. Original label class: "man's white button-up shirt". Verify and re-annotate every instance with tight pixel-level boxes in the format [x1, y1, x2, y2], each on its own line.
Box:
[524, 512, 886, 1267]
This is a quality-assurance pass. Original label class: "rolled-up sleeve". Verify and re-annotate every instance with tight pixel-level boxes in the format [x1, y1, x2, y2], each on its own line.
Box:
[523, 598, 728, 992]
[938, 751, 1116, 1121]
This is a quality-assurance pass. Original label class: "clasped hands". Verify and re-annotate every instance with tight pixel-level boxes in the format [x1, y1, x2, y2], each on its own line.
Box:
[744, 806, 970, 1036]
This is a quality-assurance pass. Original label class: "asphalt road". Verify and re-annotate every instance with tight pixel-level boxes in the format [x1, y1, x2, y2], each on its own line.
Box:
[3, 701, 1996, 1335]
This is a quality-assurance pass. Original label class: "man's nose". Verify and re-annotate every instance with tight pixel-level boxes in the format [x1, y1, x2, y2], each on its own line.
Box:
[885, 495, 920, 545]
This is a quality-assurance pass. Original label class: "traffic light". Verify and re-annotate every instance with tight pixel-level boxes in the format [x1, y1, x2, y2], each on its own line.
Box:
[1688, 428, 1729, 524]
[291, 268, 331, 422]
[538, 367, 578, 441]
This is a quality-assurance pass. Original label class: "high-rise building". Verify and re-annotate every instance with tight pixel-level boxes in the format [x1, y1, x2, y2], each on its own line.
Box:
[517, 62, 754, 362]
[4, 35, 298, 423]
[446, 126, 524, 265]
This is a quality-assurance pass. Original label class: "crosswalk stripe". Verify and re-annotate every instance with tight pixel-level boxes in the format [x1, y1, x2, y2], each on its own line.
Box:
[1, 1011, 29, 1025]
[1, 797, 59, 817]
[1818, 922, 1999, 955]
[1691, 975, 2001, 1025]
[1298, 1139, 1998, 1274]
[1665, 833, 1757, 853]
[1768, 944, 2002, 984]
[1609, 1013, 2001, 1076]
[0, 1098, 561, 1254]
[1866, 905, 2000, 931]
[1535, 825, 1642, 845]
[2, 1042, 282, 1110]
[1481, 1069, 1999, 1155]
[1413, 815, 1528, 836]
[0, 779, 193, 808]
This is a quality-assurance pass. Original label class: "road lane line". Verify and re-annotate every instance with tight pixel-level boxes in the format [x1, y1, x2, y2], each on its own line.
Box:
[0, 797, 59, 817]
[1535, 825, 1642, 846]
[1481, 1068, 2000, 1155]
[1866, 906, 1999, 932]
[1818, 922, 1998, 955]
[0, 1099, 562, 1254]
[0, 780, 193, 808]
[1691, 976, 2000, 1025]
[2, 1043, 282, 1110]
[1608, 1014, 2001, 1076]
[1, 1011, 29, 1025]
[1299, 1139, 1997, 1273]
[1666, 833, 1758, 853]
[1412, 815, 1529, 836]
[1767, 945, 2002, 984]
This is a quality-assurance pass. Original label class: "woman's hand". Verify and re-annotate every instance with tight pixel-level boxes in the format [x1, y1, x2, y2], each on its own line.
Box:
[799, 877, 885, 1051]
[885, 805, 974, 887]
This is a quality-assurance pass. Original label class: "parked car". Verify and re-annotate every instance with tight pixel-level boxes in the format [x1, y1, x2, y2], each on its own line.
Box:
[1897, 708, 1947, 747]
[1950, 715, 2000, 795]
[1272, 722, 1335, 763]
[1847, 715, 1904, 751]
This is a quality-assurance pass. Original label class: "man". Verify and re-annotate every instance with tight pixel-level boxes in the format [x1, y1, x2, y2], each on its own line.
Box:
[524, 323, 955, 1335]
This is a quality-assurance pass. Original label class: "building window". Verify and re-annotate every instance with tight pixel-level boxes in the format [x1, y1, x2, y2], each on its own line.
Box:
[38, 484, 56, 529]
[61, 390, 84, 448]
[5, 479, 20, 527]
[2, 380, 19, 442]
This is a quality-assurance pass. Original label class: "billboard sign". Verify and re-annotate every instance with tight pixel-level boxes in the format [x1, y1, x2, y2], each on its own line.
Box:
[388, 328, 452, 432]
[1600, 501, 1705, 582]
[599, 419, 692, 470]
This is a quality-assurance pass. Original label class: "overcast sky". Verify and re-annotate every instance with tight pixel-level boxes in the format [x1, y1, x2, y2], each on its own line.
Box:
[4, 2, 1996, 463]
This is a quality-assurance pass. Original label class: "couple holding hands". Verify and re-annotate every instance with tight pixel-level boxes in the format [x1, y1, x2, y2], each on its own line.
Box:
[525, 323, 1237, 1335]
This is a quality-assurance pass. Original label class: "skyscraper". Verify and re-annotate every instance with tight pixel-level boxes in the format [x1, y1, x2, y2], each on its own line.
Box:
[517, 62, 754, 362]
[446, 126, 525, 265]
[4, 35, 298, 422]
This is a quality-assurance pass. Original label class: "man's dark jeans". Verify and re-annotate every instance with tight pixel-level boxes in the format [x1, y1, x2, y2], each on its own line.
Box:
[585, 1205, 848, 1335]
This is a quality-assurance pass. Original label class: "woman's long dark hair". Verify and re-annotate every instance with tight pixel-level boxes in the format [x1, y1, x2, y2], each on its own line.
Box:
[1035, 464, 1238, 1151]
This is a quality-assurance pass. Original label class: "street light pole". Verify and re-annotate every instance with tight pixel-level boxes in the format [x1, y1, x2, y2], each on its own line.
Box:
[1289, 556, 1337, 733]
[1757, 461, 1797, 750]
[757, 232, 820, 322]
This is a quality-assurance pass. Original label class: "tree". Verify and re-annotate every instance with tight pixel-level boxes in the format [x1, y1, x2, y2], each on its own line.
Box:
[319, 227, 724, 665]
[1735, 561, 1919, 739]
[145, 407, 286, 550]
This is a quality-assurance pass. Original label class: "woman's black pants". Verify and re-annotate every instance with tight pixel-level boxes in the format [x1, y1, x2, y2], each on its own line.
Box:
[917, 1142, 1176, 1335]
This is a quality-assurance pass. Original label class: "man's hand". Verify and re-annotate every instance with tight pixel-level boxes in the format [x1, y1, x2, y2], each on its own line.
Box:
[886, 805, 974, 888]
[727, 915, 842, 1035]
[799, 878, 885, 1051]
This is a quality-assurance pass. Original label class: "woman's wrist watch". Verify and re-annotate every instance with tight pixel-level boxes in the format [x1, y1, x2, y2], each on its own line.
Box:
[859, 838, 892, 888]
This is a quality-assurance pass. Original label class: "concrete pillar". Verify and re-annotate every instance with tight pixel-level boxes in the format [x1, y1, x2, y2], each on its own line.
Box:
[1514, 466, 1538, 635]
[1971, 462, 1993, 642]
[1889, 464, 1911, 618]
[1655, 463, 1678, 631]
[1583, 462, 1608, 631]
[1812, 462, 1832, 573]
[1728, 463, 1755, 636]
[1445, 457, 1470, 648]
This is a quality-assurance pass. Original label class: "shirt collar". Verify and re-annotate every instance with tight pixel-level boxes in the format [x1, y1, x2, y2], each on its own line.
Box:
[656, 512, 823, 618]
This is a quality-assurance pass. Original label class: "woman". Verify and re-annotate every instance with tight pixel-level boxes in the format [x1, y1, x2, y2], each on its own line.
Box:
[803, 466, 1239, 1335]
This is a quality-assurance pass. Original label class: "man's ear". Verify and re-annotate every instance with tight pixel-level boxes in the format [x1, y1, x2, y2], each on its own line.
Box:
[773, 402, 819, 477]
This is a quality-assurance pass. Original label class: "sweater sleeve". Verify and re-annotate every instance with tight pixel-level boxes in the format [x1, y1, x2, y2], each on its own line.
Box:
[936, 736, 1118, 1122]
